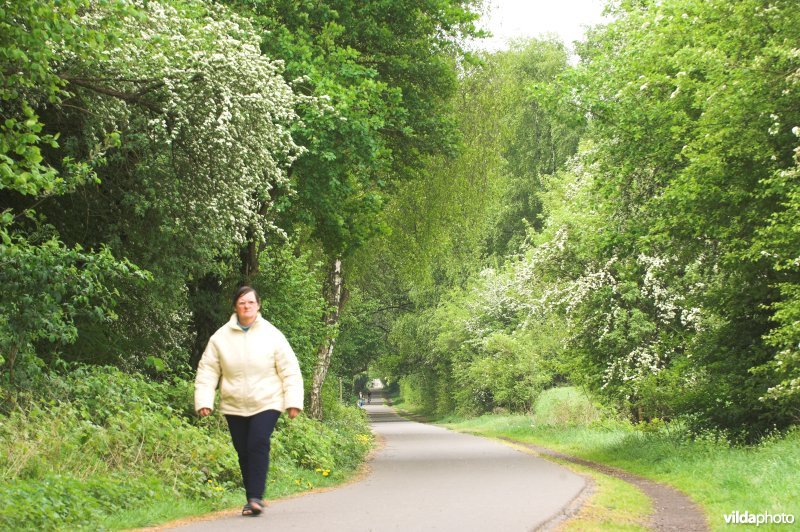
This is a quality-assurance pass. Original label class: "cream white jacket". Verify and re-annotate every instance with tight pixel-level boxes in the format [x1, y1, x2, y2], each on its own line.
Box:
[194, 314, 304, 416]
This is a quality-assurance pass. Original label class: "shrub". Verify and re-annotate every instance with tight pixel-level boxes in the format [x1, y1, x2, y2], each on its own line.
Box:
[533, 387, 603, 427]
[0, 365, 373, 530]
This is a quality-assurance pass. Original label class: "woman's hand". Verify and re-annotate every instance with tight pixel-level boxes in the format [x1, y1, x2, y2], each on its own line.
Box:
[286, 407, 300, 419]
[198, 408, 212, 417]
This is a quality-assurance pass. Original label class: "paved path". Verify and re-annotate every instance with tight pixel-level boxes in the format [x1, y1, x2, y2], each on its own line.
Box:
[174, 397, 586, 531]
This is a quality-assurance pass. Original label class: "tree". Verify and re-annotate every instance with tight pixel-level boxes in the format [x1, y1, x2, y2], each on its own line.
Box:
[2, 0, 304, 373]
[0, 0, 147, 383]
[555, 0, 800, 436]
[485, 39, 585, 256]
[225, 0, 483, 418]
[342, 39, 582, 414]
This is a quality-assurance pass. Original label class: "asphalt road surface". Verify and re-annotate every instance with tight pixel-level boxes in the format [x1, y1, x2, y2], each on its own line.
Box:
[173, 396, 586, 531]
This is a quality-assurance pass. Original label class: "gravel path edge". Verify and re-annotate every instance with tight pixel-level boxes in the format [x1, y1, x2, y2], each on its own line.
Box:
[498, 437, 709, 531]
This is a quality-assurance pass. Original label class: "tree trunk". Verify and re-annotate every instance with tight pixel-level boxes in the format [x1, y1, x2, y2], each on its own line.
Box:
[187, 274, 227, 370]
[7, 343, 19, 386]
[308, 257, 345, 419]
[240, 193, 280, 286]
[240, 236, 259, 285]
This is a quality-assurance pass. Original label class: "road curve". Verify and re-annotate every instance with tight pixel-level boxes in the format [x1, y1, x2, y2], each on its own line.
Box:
[173, 397, 586, 532]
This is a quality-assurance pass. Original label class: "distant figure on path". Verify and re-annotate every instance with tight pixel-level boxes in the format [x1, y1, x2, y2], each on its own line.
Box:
[195, 286, 304, 517]
[367, 390, 372, 404]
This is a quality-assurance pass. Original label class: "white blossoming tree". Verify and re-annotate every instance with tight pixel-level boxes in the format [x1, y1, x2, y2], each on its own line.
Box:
[5, 0, 304, 371]
[66, 0, 302, 263]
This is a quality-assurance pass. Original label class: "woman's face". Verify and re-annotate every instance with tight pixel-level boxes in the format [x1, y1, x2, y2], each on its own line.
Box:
[235, 291, 260, 326]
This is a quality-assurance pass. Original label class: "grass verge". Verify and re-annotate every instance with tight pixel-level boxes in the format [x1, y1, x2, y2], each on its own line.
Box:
[498, 439, 651, 531]
[559, 465, 650, 531]
[399, 388, 800, 531]
[106, 465, 368, 530]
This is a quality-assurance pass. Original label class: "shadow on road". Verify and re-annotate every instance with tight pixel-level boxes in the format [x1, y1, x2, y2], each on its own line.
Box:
[360, 392, 408, 423]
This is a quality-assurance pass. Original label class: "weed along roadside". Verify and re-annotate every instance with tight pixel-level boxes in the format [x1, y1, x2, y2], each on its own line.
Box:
[395, 387, 800, 532]
[0, 367, 375, 531]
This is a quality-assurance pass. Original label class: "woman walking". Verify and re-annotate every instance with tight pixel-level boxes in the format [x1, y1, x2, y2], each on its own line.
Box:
[195, 286, 304, 516]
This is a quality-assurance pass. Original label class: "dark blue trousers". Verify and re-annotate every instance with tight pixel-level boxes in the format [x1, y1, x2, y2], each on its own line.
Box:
[225, 409, 281, 500]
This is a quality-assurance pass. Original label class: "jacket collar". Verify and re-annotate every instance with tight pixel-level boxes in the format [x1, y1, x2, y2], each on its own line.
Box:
[227, 313, 264, 331]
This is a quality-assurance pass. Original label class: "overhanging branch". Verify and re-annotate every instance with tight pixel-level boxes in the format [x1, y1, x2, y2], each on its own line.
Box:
[59, 74, 164, 112]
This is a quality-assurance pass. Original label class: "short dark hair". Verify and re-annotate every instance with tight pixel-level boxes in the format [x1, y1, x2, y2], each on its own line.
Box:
[233, 286, 260, 308]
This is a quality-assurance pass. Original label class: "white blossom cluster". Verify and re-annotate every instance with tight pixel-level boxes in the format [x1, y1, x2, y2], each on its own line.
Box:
[593, 253, 710, 392]
[638, 253, 705, 329]
[462, 228, 572, 343]
[462, 211, 712, 395]
[75, 0, 303, 257]
[764, 338, 800, 401]
[602, 343, 662, 389]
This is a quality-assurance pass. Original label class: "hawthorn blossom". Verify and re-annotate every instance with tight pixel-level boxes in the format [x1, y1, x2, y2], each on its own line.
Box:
[74, 0, 305, 259]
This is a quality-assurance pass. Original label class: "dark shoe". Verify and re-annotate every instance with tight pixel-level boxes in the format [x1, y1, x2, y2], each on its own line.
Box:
[242, 503, 254, 516]
[248, 498, 264, 515]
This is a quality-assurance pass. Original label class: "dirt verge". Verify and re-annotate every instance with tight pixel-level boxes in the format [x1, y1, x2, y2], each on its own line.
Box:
[499, 437, 708, 531]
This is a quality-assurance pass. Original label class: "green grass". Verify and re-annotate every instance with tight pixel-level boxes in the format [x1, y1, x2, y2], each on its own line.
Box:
[98, 494, 241, 530]
[98, 467, 363, 529]
[561, 466, 650, 531]
[429, 388, 800, 531]
[499, 438, 651, 531]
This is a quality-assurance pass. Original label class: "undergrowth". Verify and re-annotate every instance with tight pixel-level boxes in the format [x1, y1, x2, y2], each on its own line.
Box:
[0, 365, 373, 530]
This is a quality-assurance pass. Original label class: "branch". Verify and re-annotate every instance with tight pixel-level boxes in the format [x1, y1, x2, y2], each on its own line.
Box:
[59, 75, 163, 112]
[369, 302, 414, 314]
[60, 102, 99, 116]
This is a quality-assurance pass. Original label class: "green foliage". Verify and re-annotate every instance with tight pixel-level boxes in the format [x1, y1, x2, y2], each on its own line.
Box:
[253, 242, 328, 376]
[484, 39, 586, 255]
[273, 397, 372, 473]
[0, 0, 146, 380]
[227, 0, 482, 260]
[0, 365, 372, 530]
[372, 0, 800, 441]
[0, 473, 170, 531]
[0, 228, 147, 385]
[343, 39, 581, 417]
[225, 0, 483, 417]
[0, 0, 127, 198]
[333, 287, 395, 378]
[559, 0, 800, 437]
[531, 387, 604, 427]
[2, 0, 308, 373]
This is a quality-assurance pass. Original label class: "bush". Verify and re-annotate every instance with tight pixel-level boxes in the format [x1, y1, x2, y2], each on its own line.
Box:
[0, 474, 169, 531]
[0, 365, 373, 530]
[533, 387, 603, 427]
